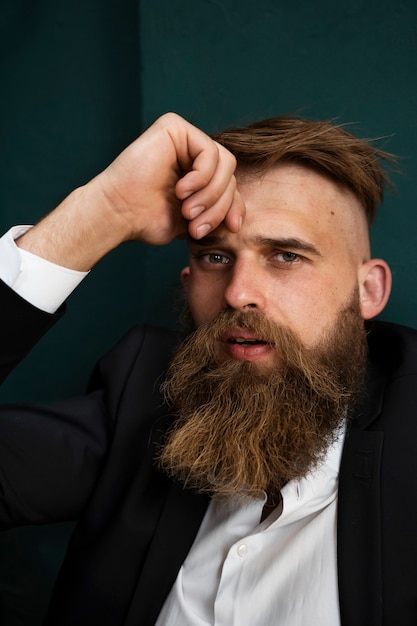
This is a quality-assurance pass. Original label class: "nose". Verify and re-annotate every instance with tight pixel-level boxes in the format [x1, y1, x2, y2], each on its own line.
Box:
[223, 257, 266, 312]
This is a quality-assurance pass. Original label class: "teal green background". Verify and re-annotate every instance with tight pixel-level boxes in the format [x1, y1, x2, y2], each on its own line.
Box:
[140, 0, 417, 332]
[0, 1, 416, 623]
[1, 0, 417, 404]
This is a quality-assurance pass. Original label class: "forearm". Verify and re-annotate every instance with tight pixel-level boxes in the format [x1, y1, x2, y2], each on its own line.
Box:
[16, 179, 128, 272]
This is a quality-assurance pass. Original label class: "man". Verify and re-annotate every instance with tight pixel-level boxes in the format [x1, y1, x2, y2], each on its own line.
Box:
[0, 112, 416, 625]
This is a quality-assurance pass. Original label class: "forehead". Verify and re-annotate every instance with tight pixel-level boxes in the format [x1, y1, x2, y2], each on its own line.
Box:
[238, 163, 361, 216]
[226, 164, 368, 250]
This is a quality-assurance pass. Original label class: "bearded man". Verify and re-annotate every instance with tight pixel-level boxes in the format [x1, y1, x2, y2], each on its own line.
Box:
[0, 112, 416, 626]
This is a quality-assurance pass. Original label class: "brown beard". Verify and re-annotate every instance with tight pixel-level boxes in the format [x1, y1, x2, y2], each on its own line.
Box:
[158, 293, 368, 500]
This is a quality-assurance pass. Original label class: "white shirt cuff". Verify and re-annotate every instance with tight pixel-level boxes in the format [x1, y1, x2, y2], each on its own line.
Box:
[0, 226, 88, 314]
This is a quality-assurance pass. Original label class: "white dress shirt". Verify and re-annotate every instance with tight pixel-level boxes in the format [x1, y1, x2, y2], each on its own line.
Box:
[0, 227, 344, 625]
[0, 226, 87, 313]
[156, 431, 344, 625]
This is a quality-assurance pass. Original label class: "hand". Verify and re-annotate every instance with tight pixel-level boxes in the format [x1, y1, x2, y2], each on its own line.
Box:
[17, 113, 245, 270]
[97, 112, 244, 245]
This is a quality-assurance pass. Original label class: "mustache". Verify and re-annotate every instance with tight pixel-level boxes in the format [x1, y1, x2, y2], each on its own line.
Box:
[170, 307, 357, 411]
[182, 308, 345, 389]
[203, 309, 279, 341]
[184, 308, 298, 363]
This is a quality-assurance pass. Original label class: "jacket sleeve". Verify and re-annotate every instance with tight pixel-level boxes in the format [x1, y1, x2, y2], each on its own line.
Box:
[0, 280, 111, 527]
[0, 391, 111, 528]
[0, 283, 178, 531]
[0, 279, 65, 384]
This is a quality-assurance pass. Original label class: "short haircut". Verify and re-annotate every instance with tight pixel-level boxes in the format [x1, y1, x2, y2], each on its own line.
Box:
[212, 116, 396, 224]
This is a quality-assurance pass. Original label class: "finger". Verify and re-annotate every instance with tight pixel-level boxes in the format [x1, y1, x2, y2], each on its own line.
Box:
[185, 179, 244, 240]
[224, 188, 245, 233]
[176, 140, 236, 202]
[180, 152, 237, 219]
[182, 171, 236, 227]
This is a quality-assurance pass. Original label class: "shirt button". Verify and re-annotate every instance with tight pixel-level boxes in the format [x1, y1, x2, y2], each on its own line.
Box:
[236, 543, 248, 557]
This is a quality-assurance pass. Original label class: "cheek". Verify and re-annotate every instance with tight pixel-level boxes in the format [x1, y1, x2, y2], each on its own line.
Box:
[271, 282, 345, 345]
[186, 276, 224, 325]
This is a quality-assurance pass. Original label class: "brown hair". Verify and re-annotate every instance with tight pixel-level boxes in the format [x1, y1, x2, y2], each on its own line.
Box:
[212, 116, 396, 224]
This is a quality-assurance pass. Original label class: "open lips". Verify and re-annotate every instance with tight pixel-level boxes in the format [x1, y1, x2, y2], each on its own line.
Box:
[228, 337, 269, 346]
[220, 328, 274, 362]
[221, 328, 271, 346]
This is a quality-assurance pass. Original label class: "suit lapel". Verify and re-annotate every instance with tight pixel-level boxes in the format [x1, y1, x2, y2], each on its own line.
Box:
[337, 357, 386, 626]
[337, 428, 383, 626]
[124, 468, 209, 626]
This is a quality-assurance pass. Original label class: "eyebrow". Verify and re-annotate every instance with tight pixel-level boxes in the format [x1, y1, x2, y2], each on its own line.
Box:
[253, 237, 322, 256]
[189, 235, 322, 257]
[188, 235, 227, 247]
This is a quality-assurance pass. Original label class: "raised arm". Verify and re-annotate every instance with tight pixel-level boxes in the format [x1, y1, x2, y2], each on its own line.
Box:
[16, 113, 244, 270]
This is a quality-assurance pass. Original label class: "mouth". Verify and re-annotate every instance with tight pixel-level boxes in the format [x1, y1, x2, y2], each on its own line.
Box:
[220, 327, 274, 362]
[227, 337, 269, 347]
[222, 327, 272, 345]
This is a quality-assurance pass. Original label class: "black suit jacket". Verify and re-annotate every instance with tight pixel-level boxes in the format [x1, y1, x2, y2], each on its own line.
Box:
[1, 279, 417, 626]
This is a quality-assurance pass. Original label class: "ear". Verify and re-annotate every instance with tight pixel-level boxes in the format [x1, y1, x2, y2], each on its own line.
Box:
[180, 266, 190, 289]
[358, 259, 392, 320]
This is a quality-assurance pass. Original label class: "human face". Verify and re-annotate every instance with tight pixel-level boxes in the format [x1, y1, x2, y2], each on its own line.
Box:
[183, 163, 386, 367]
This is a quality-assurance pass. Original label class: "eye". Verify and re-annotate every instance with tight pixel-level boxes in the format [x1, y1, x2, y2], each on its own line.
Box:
[204, 253, 230, 265]
[273, 251, 300, 264]
[191, 247, 232, 270]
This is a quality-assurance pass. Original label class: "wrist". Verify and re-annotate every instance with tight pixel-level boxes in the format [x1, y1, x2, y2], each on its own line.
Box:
[16, 182, 129, 271]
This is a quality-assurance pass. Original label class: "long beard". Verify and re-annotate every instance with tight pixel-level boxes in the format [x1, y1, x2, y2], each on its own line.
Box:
[158, 293, 367, 500]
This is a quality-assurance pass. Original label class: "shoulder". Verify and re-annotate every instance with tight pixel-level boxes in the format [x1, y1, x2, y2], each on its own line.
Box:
[85, 324, 182, 438]
[87, 323, 181, 395]
[362, 320, 417, 433]
[351, 320, 417, 431]
[96, 323, 180, 368]
[366, 319, 417, 377]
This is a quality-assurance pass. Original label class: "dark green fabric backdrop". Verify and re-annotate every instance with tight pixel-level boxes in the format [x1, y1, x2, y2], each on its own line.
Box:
[2, 0, 417, 405]
[0, 0, 416, 623]
[140, 0, 417, 330]
[0, 2, 145, 624]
